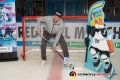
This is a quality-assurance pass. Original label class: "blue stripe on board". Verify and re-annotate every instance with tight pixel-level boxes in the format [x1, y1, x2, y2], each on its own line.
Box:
[17, 41, 54, 46]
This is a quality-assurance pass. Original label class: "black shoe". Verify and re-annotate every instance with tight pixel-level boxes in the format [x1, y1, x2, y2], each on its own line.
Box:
[93, 57, 101, 71]
[104, 62, 114, 78]
[104, 62, 112, 73]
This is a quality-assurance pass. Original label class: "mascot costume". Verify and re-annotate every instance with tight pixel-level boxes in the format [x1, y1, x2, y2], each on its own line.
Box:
[84, 1, 115, 79]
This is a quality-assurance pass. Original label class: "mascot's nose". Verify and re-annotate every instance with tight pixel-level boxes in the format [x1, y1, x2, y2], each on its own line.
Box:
[98, 19, 104, 26]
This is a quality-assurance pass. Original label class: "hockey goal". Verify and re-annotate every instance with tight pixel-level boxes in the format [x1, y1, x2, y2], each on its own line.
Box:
[21, 16, 88, 60]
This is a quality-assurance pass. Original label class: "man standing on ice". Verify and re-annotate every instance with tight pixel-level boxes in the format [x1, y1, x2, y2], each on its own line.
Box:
[37, 10, 69, 66]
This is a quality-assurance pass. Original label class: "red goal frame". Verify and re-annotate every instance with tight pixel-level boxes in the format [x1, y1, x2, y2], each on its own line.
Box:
[21, 16, 88, 60]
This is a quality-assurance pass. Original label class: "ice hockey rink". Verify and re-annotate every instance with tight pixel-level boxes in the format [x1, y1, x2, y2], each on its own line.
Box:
[0, 47, 120, 80]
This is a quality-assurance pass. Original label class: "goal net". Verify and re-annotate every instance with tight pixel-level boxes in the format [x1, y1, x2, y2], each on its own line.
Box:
[21, 16, 88, 60]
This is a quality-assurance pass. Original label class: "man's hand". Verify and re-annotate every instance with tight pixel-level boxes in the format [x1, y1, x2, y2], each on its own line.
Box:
[52, 46, 56, 51]
[37, 30, 41, 34]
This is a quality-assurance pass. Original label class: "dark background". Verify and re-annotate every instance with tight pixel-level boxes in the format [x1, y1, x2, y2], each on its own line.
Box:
[15, 0, 120, 21]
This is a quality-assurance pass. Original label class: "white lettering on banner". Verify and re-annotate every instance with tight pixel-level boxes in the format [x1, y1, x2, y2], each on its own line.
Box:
[32, 41, 41, 45]
[16, 22, 120, 42]
[0, 47, 13, 53]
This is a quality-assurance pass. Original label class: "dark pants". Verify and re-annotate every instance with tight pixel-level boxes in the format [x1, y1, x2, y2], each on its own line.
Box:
[41, 30, 69, 60]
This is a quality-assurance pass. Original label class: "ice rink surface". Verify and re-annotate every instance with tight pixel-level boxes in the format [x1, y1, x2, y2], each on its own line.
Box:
[0, 47, 119, 80]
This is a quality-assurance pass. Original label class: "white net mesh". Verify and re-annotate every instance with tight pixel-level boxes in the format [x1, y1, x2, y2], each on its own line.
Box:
[22, 16, 88, 60]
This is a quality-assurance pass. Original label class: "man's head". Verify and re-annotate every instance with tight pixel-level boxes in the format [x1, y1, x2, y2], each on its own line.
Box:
[53, 10, 62, 23]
